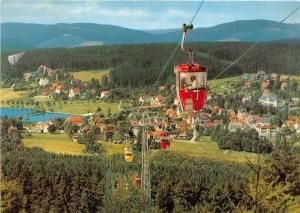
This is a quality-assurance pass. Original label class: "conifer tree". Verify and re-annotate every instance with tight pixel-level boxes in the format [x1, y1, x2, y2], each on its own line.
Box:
[248, 138, 300, 212]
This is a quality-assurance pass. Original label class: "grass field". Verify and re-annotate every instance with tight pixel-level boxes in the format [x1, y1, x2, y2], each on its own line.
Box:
[5, 99, 120, 115]
[23, 133, 87, 155]
[0, 88, 27, 101]
[98, 140, 127, 155]
[169, 138, 259, 163]
[70, 69, 109, 82]
[50, 100, 120, 115]
[23, 133, 259, 163]
[208, 76, 241, 93]
[291, 75, 300, 84]
[97, 137, 256, 163]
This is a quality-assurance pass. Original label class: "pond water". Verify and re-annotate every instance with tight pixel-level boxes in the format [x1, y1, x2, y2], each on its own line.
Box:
[0, 107, 72, 122]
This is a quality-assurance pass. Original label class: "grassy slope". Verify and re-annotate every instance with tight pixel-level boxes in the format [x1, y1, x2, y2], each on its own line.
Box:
[98, 137, 260, 163]
[70, 69, 109, 82]
[1, 94, 120, 115]
[291, 75, 300, 84]
[208, 76, 241, 93]
[23, 134, 259, 163]
[98, 140, 126, 155]
[170, 138, 258, 163]
[23, 133, 87, 155]
[0, 88, 27, 101]
[49, 100, 119, 115]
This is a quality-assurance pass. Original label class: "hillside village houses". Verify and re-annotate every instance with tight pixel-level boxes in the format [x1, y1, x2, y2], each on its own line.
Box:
[139, 96, 150, 104]
[15, 68, 299, 143]
[271, 73, 279, 80]
[39, 77, 49, 86]
[244, 81, 252, 89]
[150, 95, 168, 105]
[24, 73, 33, 81]
[280, 75, 290, 82]
[68, 87, 81, 98]
[30, 121, 52, 133]
[228, 119, 246, 132]
[173, 97, 180, 105]
[100, 90, 110, 99]
[282, 116, 300, 134]
[255, 124, 279, 138]
[65, 116, 85, 126]
[261, 81, 270, 90]
[280, 82, 288, 90]
[258, 93, 280, 108]
[52, 82, 65, 94]
[242, 96, 251, 103]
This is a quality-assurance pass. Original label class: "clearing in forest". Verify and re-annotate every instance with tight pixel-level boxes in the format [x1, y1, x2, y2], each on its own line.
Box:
[23, 133, 87, 155]
[70, 69, 109, 82]
[0, 88, 27, 101]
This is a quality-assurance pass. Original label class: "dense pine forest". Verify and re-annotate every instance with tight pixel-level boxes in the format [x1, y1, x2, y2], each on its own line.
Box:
[1, 41, 300, 88]
[1, 118, 300, 212]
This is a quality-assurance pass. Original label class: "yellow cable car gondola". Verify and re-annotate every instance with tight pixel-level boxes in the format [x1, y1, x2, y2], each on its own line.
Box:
[124, 147, 134, 163]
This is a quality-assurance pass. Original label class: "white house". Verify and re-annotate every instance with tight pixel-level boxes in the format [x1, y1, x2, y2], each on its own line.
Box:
[39, 78, 49, 86]
[150, 95, 167, 105]
[242, 96, 252, 103]
[173, 97, 180, 105]
[139, 96, 151, 104]
[255, 124, 279, 138]
[295, 123, 300, 134]
[30, 121, 51, 133]
[258, 93, 279, 108]
[68, 88, 81, 98]
[228, 120, 246, 132]
[100, 90, 110, 99]
[24, 73, 32, 81]
[256, 70, 266, 79]
[257, 116, 272, 126]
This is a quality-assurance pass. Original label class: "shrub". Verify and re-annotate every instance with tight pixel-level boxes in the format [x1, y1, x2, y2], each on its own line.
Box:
[85, 142, 103, 154]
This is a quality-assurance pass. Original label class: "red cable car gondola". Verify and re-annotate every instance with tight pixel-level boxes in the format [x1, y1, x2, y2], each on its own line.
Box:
[134, 175, 141, 188]
[159, 131, 170, 150]
[175, 24, 208, 112]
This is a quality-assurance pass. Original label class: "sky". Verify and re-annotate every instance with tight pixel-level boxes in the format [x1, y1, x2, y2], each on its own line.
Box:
[1, 1, 300, 30]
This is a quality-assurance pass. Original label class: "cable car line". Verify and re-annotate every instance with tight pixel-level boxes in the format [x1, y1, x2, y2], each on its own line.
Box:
[210, 6, 300, 83]
[121, 0, 208, 206]
[190, 0, 205, 24]
[148, 41, 181, 97]
[134, 0, 206, 115]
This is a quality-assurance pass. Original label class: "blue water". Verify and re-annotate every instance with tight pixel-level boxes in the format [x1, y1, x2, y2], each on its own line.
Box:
[0, 107, 72, 122]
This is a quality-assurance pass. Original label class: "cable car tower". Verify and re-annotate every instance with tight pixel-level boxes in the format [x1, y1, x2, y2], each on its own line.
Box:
[140, 111, 157, 208]
[127, 110, 155, 207]
[141, 121, 151, 207]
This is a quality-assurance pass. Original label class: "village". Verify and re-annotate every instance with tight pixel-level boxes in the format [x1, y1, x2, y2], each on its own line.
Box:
[1, 1, 300, 211]
[3, 64, 298, 155]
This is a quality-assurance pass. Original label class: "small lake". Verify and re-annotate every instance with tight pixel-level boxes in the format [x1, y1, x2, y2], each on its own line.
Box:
[0, 107, 72, 122]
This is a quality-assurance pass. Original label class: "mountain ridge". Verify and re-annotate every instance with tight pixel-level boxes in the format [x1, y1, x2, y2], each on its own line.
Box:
[1, 20, 299, 51]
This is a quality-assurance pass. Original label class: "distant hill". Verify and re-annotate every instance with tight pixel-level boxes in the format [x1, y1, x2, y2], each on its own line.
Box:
[1, 20, 300, 51]
[159, 20, 300, 42]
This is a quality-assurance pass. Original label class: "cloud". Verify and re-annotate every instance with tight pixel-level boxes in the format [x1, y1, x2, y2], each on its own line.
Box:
[164, 8, 190, 18]
[1, 0, 298, 29]
[70, 7, 151, 18]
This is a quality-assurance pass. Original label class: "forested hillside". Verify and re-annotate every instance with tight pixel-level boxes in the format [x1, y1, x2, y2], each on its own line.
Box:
[1, 41, 299, 88]
[2, 118, 300, 212]
[1, 118, 251, 212]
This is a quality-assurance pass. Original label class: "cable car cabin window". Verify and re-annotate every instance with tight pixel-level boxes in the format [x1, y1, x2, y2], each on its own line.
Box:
[180, 72, 207, 90]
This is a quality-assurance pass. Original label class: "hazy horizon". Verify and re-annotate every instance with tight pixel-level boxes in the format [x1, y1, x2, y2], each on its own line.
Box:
[1, 18, 299, 31]
[1, 1, 299, 30]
